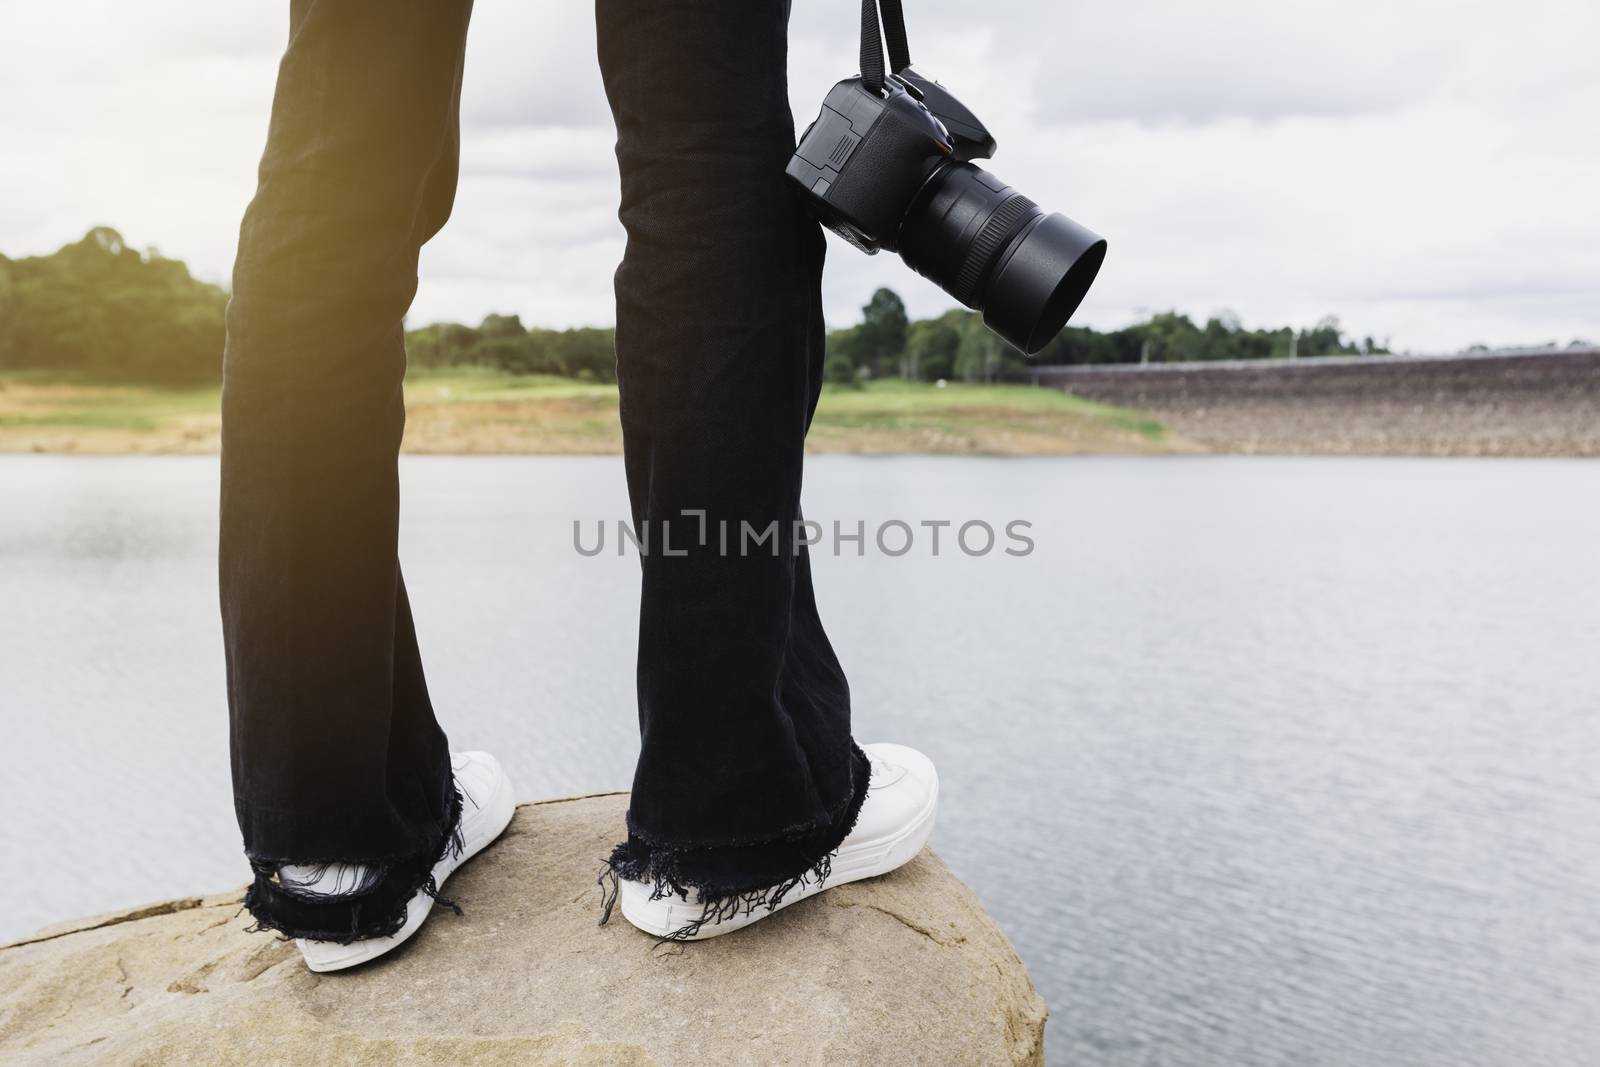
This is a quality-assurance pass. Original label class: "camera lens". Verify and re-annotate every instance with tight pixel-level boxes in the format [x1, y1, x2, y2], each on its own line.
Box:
[899, 162, 1106, 354]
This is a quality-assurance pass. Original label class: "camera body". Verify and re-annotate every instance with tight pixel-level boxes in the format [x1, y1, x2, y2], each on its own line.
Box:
[786, 70, 994, 254]
[788, 70, 1105, 355]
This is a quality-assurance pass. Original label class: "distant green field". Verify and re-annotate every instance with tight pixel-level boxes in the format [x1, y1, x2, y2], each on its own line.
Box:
[813, 379, 1166, 441]
[0, 369, 1175, 455]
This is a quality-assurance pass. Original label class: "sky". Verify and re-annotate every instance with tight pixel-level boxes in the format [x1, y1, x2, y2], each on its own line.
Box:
[2, 0, 1596, 353]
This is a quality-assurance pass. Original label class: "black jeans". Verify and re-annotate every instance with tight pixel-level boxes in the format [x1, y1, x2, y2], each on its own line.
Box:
[221, 0, 868, 942]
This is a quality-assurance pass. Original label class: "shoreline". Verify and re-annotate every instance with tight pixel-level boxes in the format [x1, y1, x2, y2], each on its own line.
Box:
[5, 353, 1597, 457]
[0, 372, 1183, 457]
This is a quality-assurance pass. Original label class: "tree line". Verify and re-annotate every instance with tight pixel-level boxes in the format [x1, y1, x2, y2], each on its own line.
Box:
[0, 227, 228, 385]
[0, 229, 620, 386]
[1, 228, 1393, 387]
[405, 315, 616, 381]
[823, 289, 1391, 385]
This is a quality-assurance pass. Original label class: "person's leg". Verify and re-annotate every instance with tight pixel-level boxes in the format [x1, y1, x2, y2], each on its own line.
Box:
[221, 0, 478, 943]
[595, 0, 872, 905]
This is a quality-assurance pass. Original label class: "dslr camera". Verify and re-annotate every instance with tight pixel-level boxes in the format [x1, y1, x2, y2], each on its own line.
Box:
[788, 0, 1106, 354]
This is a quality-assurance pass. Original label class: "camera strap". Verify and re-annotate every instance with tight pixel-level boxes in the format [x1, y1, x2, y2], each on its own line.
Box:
[860, 0, 913, 93]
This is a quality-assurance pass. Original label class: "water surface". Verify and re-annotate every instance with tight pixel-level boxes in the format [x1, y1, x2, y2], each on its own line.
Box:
[2, 455, 1597, 1066]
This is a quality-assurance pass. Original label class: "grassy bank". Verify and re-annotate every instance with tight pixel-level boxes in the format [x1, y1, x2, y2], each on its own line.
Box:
[0, 368, 1179, 456]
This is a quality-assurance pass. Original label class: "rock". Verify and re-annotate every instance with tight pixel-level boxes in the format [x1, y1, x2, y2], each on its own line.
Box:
[0, 793, 1046, 1066]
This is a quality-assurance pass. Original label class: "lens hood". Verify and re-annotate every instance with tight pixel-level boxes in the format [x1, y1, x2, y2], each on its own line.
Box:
[982, 213, 1106, 354]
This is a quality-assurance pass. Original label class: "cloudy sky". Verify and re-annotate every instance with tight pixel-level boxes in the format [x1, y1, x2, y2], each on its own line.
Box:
[3, 0, 1596, 351]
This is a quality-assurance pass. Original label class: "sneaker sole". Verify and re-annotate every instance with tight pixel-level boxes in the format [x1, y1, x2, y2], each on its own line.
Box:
[299, 759, 517, 972]
[618, 767, 939, 940]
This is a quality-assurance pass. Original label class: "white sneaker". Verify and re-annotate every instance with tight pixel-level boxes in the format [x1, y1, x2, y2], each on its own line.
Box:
[290, 751, 516, 972]
[617, 742, 938, 940]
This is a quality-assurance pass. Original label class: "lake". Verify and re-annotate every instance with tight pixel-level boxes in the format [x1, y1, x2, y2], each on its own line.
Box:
[2, 454, 1597, 1066]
